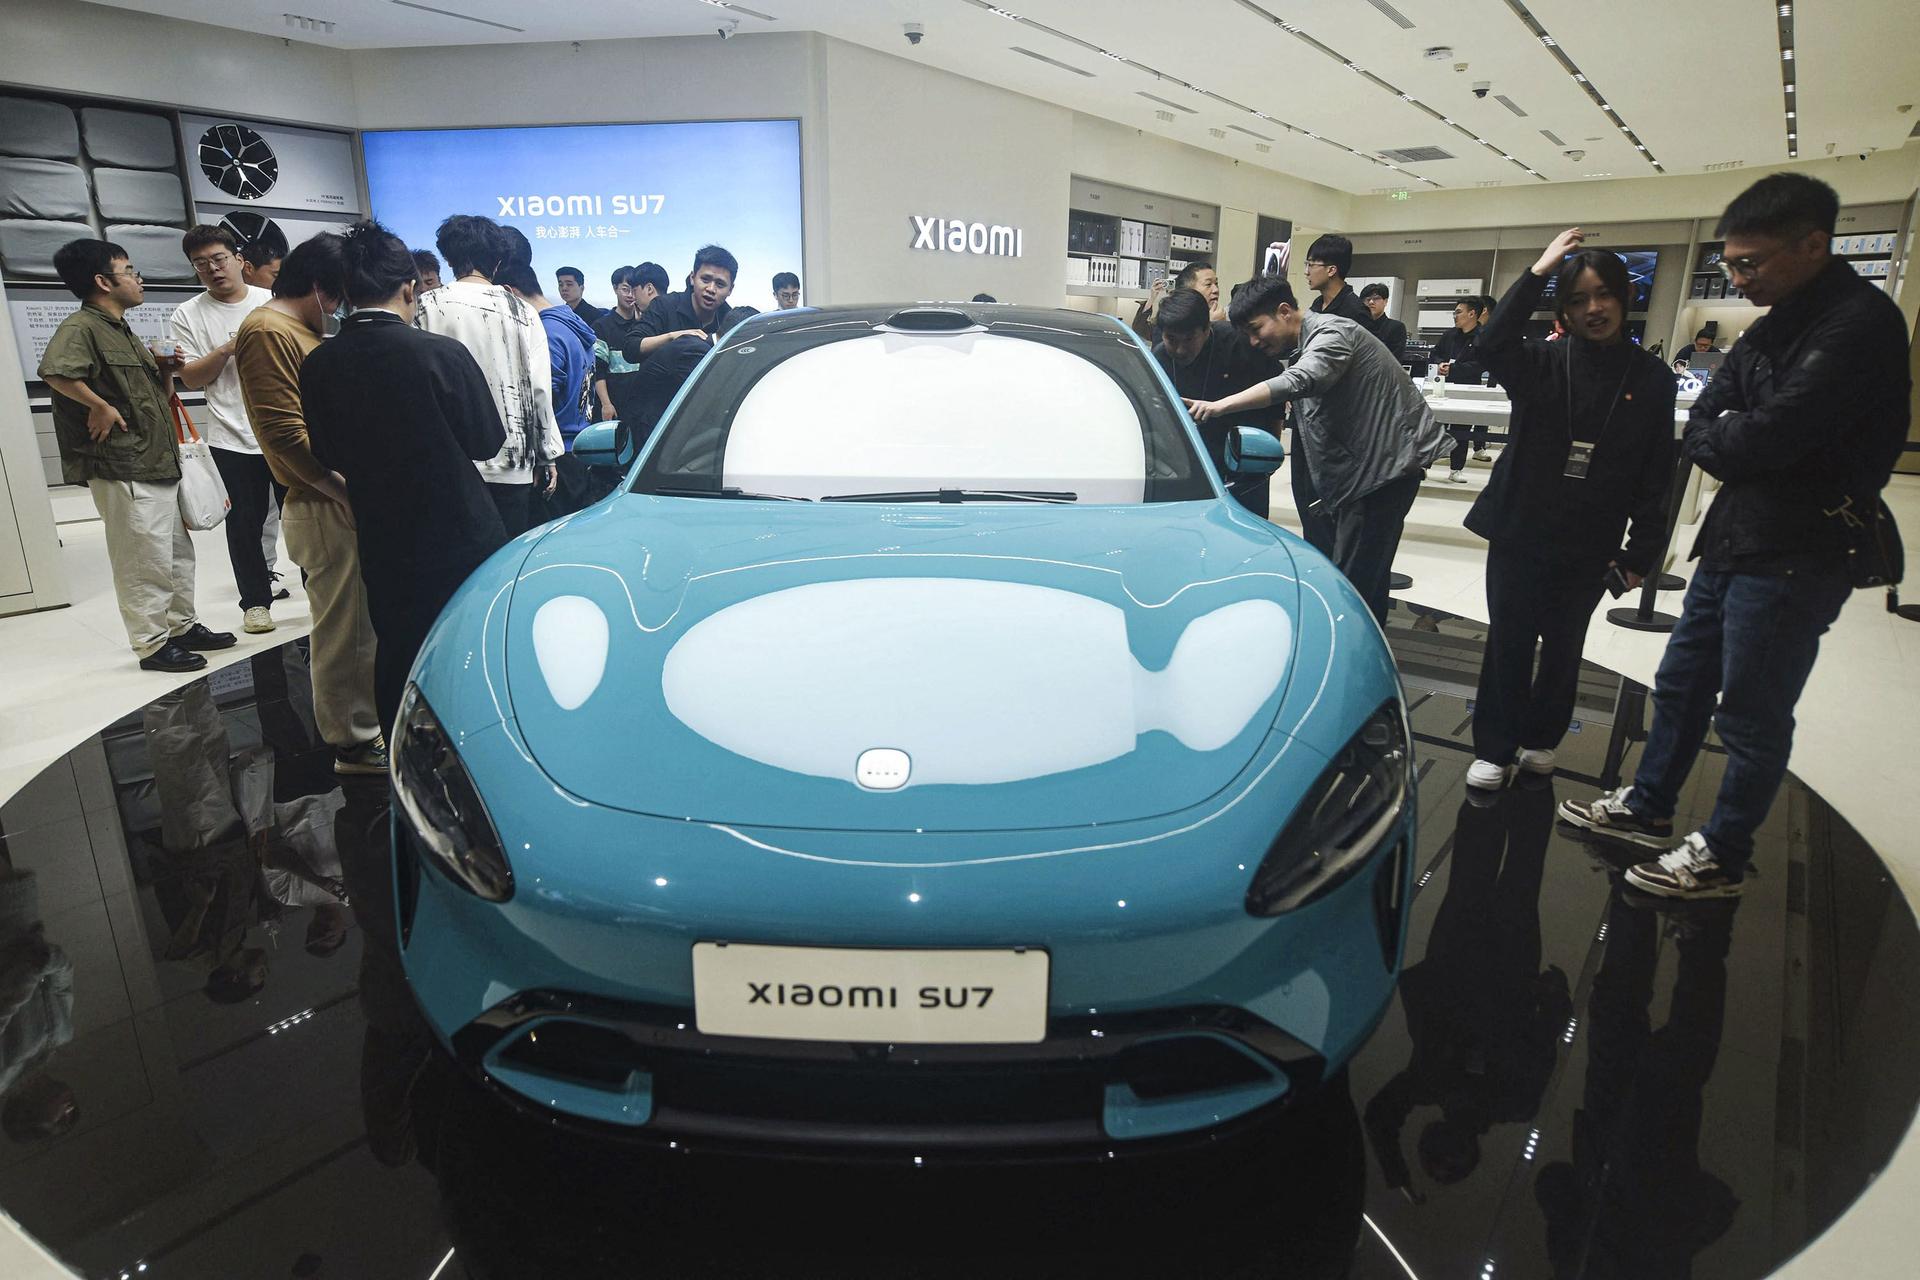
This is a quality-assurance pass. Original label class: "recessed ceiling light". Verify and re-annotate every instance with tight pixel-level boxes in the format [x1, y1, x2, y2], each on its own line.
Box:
[1598, 103, 1611, 110]
[1785, 83, 1795, 92]
[1574, 73, 1587, 82]
[1786, 110, 1796, 118]
[1540, 35, 1555, 46]
[1637, 144, 1647, 151]
[1782, 49, 1794, 60]
[1780, 3, 1792, 14]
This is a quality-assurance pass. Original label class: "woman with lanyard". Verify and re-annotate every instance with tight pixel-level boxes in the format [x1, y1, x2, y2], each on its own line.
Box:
[1462, 229, 1677, 790]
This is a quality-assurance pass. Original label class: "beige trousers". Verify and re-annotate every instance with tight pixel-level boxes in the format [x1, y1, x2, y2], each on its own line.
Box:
[281, 495, 381, 750]
[87, 478, 197, 658]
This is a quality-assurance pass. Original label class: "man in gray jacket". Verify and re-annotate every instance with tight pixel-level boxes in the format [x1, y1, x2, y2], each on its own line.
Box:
[1189, 274, 1446, 623]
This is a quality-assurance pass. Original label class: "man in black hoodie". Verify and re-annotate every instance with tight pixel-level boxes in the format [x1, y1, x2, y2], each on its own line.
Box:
[1560, 173, 1911, 899]
[1360, 282, 1409, 362]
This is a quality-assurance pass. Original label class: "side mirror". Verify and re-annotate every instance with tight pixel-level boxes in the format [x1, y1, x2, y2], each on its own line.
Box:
[1226, 426, 1285, 476]
[572, 421, 628, 470]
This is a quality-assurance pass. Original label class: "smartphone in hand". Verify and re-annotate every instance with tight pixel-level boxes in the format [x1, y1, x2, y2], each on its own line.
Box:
[1603, 565, 1632, 598]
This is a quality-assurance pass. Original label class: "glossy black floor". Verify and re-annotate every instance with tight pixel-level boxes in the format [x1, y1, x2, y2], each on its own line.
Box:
[1, 611, 1916, 1280]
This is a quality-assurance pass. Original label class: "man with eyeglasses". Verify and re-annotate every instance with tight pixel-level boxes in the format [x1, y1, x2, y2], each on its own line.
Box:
[1560, 172, 1912, 900]
[171, 225, 281, 635]
[40, 239, 235, 672]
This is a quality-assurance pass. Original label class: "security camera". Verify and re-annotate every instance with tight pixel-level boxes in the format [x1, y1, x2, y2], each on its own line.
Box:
[1472, 81, 1491, 99]
[903, 22, 925, 46]
[1563, 148, 1586, 161]
[717, 19, 739, 39]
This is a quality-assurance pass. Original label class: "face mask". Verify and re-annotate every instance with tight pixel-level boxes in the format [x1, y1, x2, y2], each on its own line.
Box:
[324, 303, 349, 337]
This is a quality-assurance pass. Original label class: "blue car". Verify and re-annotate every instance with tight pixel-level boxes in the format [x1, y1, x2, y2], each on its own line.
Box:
[393, 303, 1414, 1155]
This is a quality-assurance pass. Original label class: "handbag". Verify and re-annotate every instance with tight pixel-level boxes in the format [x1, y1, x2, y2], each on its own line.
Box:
[172, 395, 231, 531]
[1823, 493, 1904, 603]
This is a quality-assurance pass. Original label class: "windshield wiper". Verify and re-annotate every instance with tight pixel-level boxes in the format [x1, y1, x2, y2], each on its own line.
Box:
[819, 489, 1079, 504]
[651, 486, 810, 502]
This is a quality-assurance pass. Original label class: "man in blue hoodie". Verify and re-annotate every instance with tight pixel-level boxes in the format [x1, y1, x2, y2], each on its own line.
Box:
[500, 261, 595, 515]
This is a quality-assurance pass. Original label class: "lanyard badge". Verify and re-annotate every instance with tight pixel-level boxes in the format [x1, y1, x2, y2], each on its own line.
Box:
[1564, 441, 1595, 479]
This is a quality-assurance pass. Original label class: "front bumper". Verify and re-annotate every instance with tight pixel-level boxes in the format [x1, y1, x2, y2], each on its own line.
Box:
[397, 711, 1414, 1153]
[446, 986, 1356, 1158]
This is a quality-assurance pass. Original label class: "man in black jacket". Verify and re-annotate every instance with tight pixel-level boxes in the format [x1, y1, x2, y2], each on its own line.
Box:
[1430, 295, 1496, 481]
[1360, 282, 1409, 362]
[301, 222, 509, 731]
[1152, 288, 1284, 518]
[1560, 173, 1911, 899]
[1304, 234, 1374, 329]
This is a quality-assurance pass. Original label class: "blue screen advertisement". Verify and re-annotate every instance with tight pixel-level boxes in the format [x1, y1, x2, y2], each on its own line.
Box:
[361, 120, 804, 312]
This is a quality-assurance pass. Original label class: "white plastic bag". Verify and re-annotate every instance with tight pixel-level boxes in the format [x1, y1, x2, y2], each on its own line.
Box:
[173, 397, 230, 531]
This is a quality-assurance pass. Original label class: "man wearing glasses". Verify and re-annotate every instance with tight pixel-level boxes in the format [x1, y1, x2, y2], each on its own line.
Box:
[1560, 173, 1911, 900]
[170, 226, 280, 635]
[40, 239, 234, 672]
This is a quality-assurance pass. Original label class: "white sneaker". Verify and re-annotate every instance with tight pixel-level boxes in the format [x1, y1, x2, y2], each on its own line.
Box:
[243, 606, 275, 634]
[1625, 833, 1744, 899]
[1473, 449, 1493, 462]
[1466, 759, 1512, 790]
[1445, 470, 1469, 484]
[1515, 747, 1556, 774]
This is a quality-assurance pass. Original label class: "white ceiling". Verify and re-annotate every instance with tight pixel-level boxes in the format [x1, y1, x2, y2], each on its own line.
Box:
[83, 0, 1920, 194]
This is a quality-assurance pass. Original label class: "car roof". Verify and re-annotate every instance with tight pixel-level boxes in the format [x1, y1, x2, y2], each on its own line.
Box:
[719, 303, 1136, 347]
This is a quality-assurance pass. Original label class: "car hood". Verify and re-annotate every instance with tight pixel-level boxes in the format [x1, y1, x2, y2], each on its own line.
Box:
[502, 495, 1301, 832]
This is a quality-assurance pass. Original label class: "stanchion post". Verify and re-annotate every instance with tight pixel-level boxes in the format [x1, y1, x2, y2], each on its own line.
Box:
[1608, 453, 1693, 633]
[1599, 678, 1649, 791]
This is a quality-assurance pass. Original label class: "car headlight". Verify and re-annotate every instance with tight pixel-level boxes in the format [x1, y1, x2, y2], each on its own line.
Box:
[392, 684, 514, 901]
[1245, 702, 1410, 916]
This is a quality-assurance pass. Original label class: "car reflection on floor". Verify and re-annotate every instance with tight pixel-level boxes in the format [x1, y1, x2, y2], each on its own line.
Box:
[0, 630, 1916, 1280]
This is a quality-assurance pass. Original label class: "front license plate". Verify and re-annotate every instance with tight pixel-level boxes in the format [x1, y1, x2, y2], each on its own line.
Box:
[692, 943, 1049, 1044]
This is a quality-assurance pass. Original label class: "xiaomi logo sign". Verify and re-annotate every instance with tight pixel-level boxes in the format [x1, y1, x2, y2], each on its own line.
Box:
[910, 216, 1023, 258]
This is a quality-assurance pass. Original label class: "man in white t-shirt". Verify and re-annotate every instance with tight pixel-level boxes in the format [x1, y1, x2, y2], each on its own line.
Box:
[171, 226, 280, 634]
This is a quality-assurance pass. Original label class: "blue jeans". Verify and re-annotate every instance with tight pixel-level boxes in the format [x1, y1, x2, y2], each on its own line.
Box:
[1627, 567, 1851, 875]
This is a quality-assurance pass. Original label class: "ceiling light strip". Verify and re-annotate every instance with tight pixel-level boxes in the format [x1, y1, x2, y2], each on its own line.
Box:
[959, 0, 1440, 185]
[389, 0, 523, 32]
[1228, 0, 1530, 182]
[1776, 3, 1798, 157]
[1499, 1, 1662, 173]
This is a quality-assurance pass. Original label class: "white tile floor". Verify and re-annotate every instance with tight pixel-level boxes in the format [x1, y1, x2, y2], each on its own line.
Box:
[1, 473, 1915, 1278]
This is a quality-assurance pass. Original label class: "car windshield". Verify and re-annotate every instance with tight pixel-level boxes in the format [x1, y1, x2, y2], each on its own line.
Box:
[632, 317, 1213, 503]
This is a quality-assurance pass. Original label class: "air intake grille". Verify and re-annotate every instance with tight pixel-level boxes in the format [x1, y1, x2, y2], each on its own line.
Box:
[1494, 94, 1529, 117]
[1378, 146, 1455, 163]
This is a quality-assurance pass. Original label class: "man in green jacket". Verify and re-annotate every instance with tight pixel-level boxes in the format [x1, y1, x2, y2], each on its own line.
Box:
[39, 239, 234, 672]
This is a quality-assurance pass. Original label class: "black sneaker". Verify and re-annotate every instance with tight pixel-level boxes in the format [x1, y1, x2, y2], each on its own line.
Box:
[1624, 833, 1745, 900]
[334, 737, 390, 776]
[139, 642, 208, 673]
[270, 570, 291, 601]
[1557, 784, 1674, 849]
[173, 623, 237, 651]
